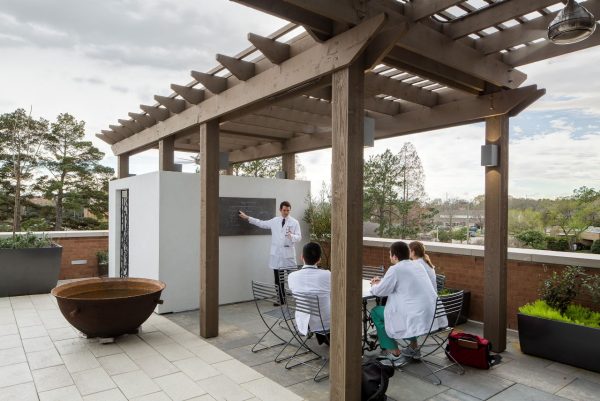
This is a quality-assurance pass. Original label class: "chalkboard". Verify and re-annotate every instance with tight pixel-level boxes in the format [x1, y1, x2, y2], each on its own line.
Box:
[219, 197, 276, 236]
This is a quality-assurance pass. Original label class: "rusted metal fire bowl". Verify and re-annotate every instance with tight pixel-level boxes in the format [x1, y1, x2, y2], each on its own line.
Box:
[51, 277, 165, 338]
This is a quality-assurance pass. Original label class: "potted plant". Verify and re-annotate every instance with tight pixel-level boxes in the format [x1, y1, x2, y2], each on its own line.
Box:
[96, 250, 108, 277]
[0, 232, 63, 297]
[518, 266, 600, 372]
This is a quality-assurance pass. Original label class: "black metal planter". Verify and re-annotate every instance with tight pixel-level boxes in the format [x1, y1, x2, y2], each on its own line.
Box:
[443, 289, 471, 326]
[518, 313, 600, 373]
[0, 245, 63, 297]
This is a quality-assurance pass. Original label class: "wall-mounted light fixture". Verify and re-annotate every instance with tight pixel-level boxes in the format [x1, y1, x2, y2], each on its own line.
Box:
[481, 144, 498, 167]
[364, 116, 375, 148]
[548, 0, 596, 45]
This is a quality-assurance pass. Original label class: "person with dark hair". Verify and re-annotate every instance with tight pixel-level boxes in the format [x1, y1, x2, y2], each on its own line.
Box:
[368, 241, 446, 367]
[288, 242, 331, 343]
[239, 201, 301, 305]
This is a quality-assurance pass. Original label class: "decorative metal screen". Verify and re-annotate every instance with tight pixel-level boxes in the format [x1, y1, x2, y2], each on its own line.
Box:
[119, 189, 129, 278]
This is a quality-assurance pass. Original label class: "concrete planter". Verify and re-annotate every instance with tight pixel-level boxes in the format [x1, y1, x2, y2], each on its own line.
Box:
[518, 313, 600, 373]
[0, 245, 62, 297]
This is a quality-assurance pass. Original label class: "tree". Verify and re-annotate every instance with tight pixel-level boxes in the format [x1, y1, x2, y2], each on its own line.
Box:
[230, 155, 304, 179]
[303, 184, 332, 267]
[397, 142, 427, 237]
[363, 149, 403, 237]
[36, 113, 113, 230]
[452, 227, 468, 243]
[0, 108, 49, 232]
[508, 209, 543, 235]
[516, 230, 546, 249]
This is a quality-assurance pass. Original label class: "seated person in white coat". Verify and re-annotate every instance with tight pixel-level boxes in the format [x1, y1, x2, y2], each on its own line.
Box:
[239, 201, 302, 305]
[369, 241, 447, 367]
[287, 242, 331, 345]
[409, 241, 437, 292]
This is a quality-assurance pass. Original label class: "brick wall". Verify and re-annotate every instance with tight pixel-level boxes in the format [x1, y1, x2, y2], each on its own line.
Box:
[363, 244, 600, 329]
[52, 235, 108, 279]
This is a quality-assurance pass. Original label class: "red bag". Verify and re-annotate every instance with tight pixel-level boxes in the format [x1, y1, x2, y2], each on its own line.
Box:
[445, 332, 501, 369]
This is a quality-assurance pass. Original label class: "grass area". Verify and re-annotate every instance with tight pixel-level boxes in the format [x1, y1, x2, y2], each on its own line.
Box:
[519, 300, 600, 329]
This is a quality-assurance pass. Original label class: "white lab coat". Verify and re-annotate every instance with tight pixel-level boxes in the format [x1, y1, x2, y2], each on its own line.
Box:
[370, 259, 447, 339]
[287, 266, 331, 336]
[415, 258, 437, 292]
[248, 215, 302, 269]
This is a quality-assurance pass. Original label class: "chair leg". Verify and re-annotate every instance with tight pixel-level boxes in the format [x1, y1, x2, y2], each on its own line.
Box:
[285, 336, 321, 370]
[251, 319, 288, 353]
[314, 358, 329, 382]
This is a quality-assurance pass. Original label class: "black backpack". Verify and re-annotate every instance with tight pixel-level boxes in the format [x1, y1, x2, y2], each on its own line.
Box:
[361, 359, 395, 401]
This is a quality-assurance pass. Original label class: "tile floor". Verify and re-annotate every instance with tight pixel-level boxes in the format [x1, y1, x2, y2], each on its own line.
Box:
[0, 294, 301, 401]
[166, 301, 600, 401]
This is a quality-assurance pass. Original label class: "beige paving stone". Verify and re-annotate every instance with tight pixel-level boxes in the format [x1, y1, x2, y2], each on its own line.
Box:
[0, 382, 38, 401]
[0, 347, 26, 367]
[54, 338, 89, 355]
[99, 353, 139, 376]
[556, 378, 600, 401]
[112, 370, 161, 399]
[32, 364, 74, 392]
[241, 377, 303, 401]
[19, 324, 48, 339]
[134, 354, 180, 379]
[47, 327, 79, 342]
[38, 385, 83, 401]
[41, 317, 71, 330]
[212, 359, 263, 384]
[139, 331, 174, 347]
[22, 335, 54, 353]
[0, 334, 22, 350]
[198, 374, 255, 401]
[0, 362, 33, 389]
[72, 367, 116, 396]
[155, 372, 207, 401]
[27, 347, 63, 370]
[82, 388, 127, 401]
[88, 342, 122, 358]
[130, 391, 173, 401]
[491, 358, 576, 394]
[169, 332, 209, 349]
[189, 344, 233, 364]
[62, 351, 100, 373]
[173, 357, 220, 381]
[119, 337, 159, 360]
[155, 342, 195, 362]
[15, 315, 43, 328]
[0, 323, 18, 336]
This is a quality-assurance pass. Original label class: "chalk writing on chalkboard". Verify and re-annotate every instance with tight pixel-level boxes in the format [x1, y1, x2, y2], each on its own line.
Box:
[219, 197, 276, 236]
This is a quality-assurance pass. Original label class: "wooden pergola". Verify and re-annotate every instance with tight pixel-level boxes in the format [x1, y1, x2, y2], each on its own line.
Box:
[98, 1, 600, 399]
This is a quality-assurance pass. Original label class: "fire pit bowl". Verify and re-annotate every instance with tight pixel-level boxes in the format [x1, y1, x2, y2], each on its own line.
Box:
[51, 277, 165, 338]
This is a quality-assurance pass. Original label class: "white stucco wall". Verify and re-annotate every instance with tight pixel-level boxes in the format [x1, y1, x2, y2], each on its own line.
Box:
[109, 172, 310, 313]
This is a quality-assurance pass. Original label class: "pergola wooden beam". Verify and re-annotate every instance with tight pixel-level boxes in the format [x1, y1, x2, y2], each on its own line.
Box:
[154, 95, 187, 114]
[140, 105, 170, 121]
[109, 124, 133, 137]
[118, 119, 143, 134]
[170, 84, 205, 105]
[216, 54, 256, 81]
[128, 112, 157, 128]
[111, 14, 387, 156]
[407, 0, 464, 21]
[247, 33, 291, 64]
[365, 71, 438, 107]
[191, 71, 228, 94]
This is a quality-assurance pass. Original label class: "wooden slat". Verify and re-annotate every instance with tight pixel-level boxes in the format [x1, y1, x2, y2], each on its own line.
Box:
[128, 112, 156, 128]
[330, 60, 364, 401]
[140, 105, 170, 121]
[154, 95, 187, 113]
[444, 0, 559, 39]
[159, 137, 176, 171]
[170, 84, 205, 105]
[216, 54, 256, 81]
[191, 71, 228, 94]
[364, 97, 401, 115]
[247, 33, 291, 64]
[112, 14, 386, 156]
[483, 114, 509, 353]
[199, 120, 220, 339]
[408, 0, 465, 21]
[109, 124, 133, 137]
[118, 119, 143, 133]
[365, 72, 438, 107]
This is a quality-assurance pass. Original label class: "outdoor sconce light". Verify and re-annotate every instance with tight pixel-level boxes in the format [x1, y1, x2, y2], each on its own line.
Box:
[219, 152, 229, 170]
[364, 116, 375, 148]
[548, 0, 596, 45]
[481, 144, 498, 167]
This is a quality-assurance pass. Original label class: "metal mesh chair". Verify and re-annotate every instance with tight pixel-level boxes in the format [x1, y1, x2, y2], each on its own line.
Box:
[403, 290, 465, 385]
[436, 274, 446, 293]
[362, 265, 385, 281]
[283, 290, 330, 382]
[250, 281, 296, 361]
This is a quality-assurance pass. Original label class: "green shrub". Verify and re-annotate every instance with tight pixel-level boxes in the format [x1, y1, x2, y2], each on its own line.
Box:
[516, 230, 546, 249]
[584, 274, 600, 305]
[540, 266, 584, 314]
[0, 232, 53, 249]
[592, 240, 600, 254]
[519, 300, 600, 328]
[546, 237, 569, 251]
[437, 229, 452, 243]
[96, 250, 108, 265]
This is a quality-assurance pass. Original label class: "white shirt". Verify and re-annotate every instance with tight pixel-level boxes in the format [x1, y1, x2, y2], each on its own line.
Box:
[248, 215, 302, 269]
[415, 258, 437, 292]
[370, 259, 447, 339]
[287, 265, 331, 336]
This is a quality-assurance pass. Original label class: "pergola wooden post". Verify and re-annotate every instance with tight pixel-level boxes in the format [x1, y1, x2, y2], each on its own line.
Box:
[483, 115, 509, 352]
[282, 153, 295, 179]
[159, 137, 176, 171]
[199, 120, 220, 338]
[330, 60, 364, 401]
[117, 154, 129, 179]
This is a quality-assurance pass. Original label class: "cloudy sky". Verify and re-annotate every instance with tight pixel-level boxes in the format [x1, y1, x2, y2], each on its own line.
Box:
[1, 0, 599, 200]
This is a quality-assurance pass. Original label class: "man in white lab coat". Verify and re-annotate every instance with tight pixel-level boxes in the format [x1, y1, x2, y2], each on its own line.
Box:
[287, 242, 331, 344]
[369, 241, 446, 367]
[239, 201, 302, 304]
